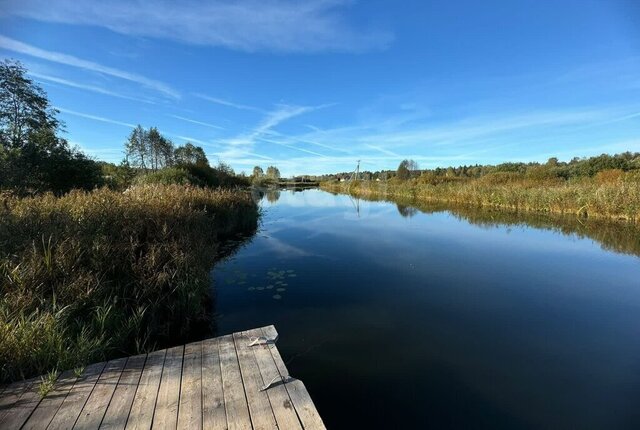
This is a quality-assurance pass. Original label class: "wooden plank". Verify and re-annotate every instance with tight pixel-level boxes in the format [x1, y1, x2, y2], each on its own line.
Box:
[261, 327, 326, 430]
[0, 326, 326, 430]
[0, 377, 37, 420]
[100, 354, 147, 429]
[1, 378, 42, 430]
[177, 341, 202, 430]
[22, 370, 78, 430]
[74, 357, 127, 429]
[152, 346, 184, 429]
[48, 362, 107, 430]
[218, 334, 252, 430]
[125, 349, 166, 430]
[233, 330, 278, 430]
[201, 338, 226, 430]
[248, 329, 302, 430]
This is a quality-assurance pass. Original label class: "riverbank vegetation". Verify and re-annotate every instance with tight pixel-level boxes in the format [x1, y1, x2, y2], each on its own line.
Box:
[322, 154, 640, 221]
[0, 185, 258, 383]
[0, 60, 260, 383]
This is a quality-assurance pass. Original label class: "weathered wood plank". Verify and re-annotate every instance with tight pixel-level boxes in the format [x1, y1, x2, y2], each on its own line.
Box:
[233, 330, 278, 430]
[48, 362, 107, 430]
[1, 378, 42, 430]
[100, 354, 147, 429]
[218, 334, 251, 430]
[125, 349, 166, 430]
[261, 327, 326, 430]
[177, 341, 202, 430]
[248, 328, 302, 430]
[22, 370, 78, 430]
[0, 326, 325, 430]
[152, 346, 184, 429]
[201, 337, 226, 430]
[74, 357, 127, 429]
[0, 377, 37, 421]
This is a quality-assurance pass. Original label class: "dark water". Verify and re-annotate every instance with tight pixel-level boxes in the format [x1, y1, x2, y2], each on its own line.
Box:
[211, 188, 640, 429]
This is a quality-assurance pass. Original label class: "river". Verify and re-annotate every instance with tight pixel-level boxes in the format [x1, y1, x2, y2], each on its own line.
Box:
[212, 188, 640, 429]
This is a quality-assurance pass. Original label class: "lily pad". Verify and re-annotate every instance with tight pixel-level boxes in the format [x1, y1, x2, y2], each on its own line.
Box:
[272, 294, 282, 300]
[276, 288, 286, 292]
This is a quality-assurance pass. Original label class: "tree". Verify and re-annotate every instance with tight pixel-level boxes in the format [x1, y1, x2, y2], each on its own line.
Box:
[174, 142, 208, 166]
[125, 125, 149, 170]
[266, 165, 280, 180]
[396, 159, 419, 180]
[147, 127, 173, 170]
[0, 60, 59, 149]
[397, 159, 411, 180]
[252, 166, 264, 178]
[0, 60, 101, 193]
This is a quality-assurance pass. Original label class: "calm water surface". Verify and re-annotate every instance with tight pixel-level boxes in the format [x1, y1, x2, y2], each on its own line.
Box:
[211, 189, 640, 429]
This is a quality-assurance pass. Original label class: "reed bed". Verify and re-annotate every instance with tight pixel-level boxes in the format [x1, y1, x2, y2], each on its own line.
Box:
[0, 184, 258, 383]
[321, 174, 640, 221]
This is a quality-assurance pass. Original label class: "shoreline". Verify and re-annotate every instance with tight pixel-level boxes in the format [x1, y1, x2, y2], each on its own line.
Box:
[320, 180, 640, 223]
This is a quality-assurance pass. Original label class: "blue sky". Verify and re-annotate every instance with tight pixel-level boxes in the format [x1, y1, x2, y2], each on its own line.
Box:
[1, 0, 639, 176]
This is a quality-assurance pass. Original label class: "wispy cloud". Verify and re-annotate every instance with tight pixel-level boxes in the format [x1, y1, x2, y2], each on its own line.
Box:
[0, 35, 179, 98]
[171, 135, 216, 147]
[169, 114, 224, 130]
[258, 136, 330, 158]
[193, 94, 263, 113]
[29, 72, 154, 104]
[365, 144, 401, 157]
[221, 104, 323, 147]
[56, 107, 136, 128]
[3, 0, 393, 53]
[212, 146, 273, 163]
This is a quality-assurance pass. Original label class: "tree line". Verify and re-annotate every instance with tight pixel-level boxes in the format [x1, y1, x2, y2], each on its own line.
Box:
[251, 165, 281, 184]
[0, 59, 102, 194]
[0, 59, 248, 194]
[320, 153, 640, 183]
[124, 126, 209, 171]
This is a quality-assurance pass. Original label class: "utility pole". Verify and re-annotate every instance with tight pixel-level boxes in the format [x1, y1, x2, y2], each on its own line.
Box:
[350, 160, 361, 182]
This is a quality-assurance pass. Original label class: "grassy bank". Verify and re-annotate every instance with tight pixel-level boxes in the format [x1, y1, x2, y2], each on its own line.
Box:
[0, 184, 258, 383]
[321, 172, 640, 221]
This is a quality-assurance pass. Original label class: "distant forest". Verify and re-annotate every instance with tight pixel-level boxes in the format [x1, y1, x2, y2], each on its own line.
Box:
[318, 152, 640, 182]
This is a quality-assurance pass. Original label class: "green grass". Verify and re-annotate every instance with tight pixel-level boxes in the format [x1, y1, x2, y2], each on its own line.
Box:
[38, 370, 58, 397]
[321, 170, 640, 221]
[0, 184, 258, 383]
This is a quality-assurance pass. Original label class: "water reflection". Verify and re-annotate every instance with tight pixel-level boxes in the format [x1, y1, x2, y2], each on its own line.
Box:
[396, 203, 418, 218]
[265, 189, 281, 203]
[356, 193, 640, 258]
[212, 189, 640, 429]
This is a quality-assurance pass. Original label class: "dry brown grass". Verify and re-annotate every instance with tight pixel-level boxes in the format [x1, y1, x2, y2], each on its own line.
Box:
[322, 172, 640, 221]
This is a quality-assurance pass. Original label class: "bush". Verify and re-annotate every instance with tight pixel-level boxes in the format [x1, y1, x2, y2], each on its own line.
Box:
[134, 167, 203, 186]
[595, 169, 624, 184]
[476, 172, 522, 185]
[133, 164, 251, 188]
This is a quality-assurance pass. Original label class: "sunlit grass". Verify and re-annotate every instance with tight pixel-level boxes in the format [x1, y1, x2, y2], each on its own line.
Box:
[322, 171, 640, 221]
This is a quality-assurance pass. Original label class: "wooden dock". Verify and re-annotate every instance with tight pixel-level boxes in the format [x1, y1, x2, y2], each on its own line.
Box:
[0, 326, 325, 429]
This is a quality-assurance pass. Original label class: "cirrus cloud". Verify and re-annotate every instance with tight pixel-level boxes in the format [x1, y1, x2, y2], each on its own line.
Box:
[1, 0, 393, 53]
